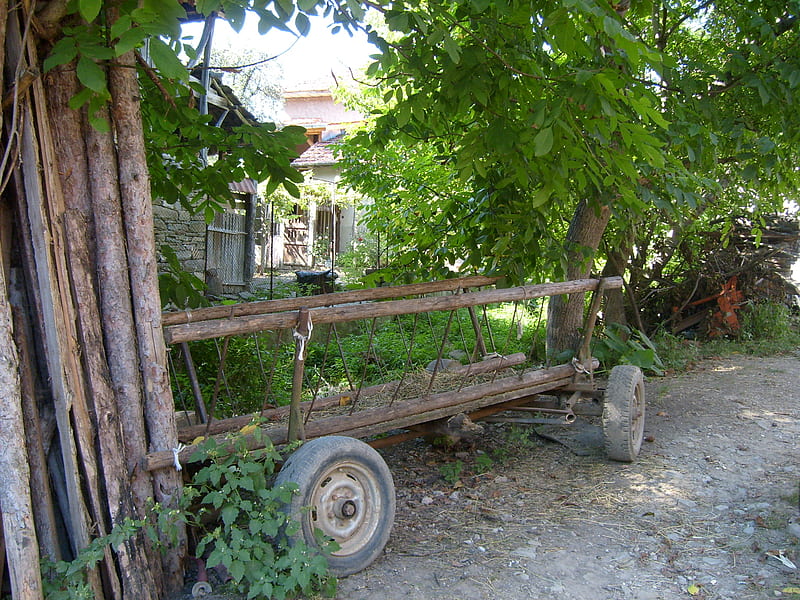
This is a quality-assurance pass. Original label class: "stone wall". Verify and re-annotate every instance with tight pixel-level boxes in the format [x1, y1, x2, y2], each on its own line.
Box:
[153, 200, 207, 278]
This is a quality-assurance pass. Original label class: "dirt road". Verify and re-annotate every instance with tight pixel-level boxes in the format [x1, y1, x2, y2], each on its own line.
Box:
[337, 354, 800, 600]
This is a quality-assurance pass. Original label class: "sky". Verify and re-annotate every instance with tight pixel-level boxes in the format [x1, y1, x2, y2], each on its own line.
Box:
[182, 13, 377, 90]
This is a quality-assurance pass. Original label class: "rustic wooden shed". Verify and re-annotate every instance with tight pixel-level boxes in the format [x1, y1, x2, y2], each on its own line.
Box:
[0, 3, 185, 599]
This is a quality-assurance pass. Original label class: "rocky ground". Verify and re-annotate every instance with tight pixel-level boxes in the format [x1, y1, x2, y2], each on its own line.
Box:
[182, 353, 800, 600]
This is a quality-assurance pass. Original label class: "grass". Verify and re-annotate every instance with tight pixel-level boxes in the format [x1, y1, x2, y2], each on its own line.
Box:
[170, 293, 799, 418]
[172, 300, 547, 419]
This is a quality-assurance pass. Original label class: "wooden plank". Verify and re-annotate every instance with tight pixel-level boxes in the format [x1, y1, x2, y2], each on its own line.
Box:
[162, 275, 501, 326]
[165, 277, 624, 344]
[145, 360, 593, 471]
[177, 352, 528, 442]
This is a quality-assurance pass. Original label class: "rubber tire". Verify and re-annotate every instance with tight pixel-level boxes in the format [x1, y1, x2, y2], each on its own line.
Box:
[602, 365, 646, 462]
[274, 436, 395, 576]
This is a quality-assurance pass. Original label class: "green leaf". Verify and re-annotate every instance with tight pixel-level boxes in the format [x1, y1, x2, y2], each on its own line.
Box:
[114, 28, 147, 56]
[221, 505, 239, 527]
[442, 34, 461, 64]
[76, 56, 107, 93]
[148, 38, 188, 81]
[295, 12, 311, 37]
[531, 185, 553, 208]
[533, 127, 554, 157]
[79, 0, 102, 22]
[229, 560, 245, 582]
[43, 38, 78, 72]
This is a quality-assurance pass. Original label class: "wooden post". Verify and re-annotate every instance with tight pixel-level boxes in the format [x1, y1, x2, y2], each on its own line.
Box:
[577, 278, 607, 374]
[0, 199, 44, 600]
[164, 278, 624, 344]
[288, 308, 310, 442]
[110, 49, 186, 593]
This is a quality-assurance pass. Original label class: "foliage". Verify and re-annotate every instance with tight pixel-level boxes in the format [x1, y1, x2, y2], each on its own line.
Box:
[158, 244, 209, 310]
[439, 460, 464, 486]
[334, 234, 385, 280]
[185, 430, 337, 600]
[739, 301, 797, 343]
[141, 71, 307, 221]
[42, 518, 143, 600]
[341, 0, 673, 284]
[592, 324, 665, 375]
[339, 0, 800, 340]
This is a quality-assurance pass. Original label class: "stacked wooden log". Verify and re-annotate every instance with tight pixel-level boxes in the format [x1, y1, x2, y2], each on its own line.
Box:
[0, 5, 184, 598]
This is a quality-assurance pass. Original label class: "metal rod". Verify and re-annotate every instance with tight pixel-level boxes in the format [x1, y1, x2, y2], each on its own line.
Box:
[180, 342, 207, 424]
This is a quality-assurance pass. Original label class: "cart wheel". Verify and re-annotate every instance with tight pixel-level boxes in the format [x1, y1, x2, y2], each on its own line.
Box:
[274, 436, 395, 576]
[602, 365, 646, 462]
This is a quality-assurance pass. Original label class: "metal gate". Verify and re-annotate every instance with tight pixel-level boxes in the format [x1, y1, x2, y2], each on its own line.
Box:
[207, 210, 247, 286]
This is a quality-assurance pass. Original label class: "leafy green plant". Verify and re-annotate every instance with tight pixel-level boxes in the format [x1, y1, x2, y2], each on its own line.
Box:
[739, 301, 797, 343]
[504, 424, 536, 451]
[335, 235, 386, 281]
[439, 460, 464, 486]
[158, 245, 209, 310]
[42, 518, 143, 600]
[474, 453, 494, 474]
[185, 429, 337, 600]
[593, 324, 665, 375]
[650, 330, 702, 372]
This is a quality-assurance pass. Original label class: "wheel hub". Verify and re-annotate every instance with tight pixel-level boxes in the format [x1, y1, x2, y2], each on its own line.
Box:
[335, 498, 358, 519]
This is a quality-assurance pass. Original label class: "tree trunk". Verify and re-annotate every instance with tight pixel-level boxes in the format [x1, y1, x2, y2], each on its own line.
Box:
[0, 240, 43, 600]
[546, 198, 612, 358]
[109, 51, 186, 594]
[601, 230, 634, 331]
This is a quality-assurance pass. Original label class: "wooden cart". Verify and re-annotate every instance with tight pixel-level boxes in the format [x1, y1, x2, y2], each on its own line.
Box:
[147, 276, 646, 577]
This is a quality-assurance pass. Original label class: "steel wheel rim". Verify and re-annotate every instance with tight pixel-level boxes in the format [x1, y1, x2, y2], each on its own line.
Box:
[306, 461, 382, 557]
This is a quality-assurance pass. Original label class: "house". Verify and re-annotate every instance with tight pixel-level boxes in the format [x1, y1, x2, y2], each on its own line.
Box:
[275, 85, 366, 269]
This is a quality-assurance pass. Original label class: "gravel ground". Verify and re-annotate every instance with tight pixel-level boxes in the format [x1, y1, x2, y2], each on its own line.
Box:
[177, 353, 800, 600]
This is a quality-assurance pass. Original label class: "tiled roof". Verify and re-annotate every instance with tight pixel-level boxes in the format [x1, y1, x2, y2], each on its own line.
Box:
[292, 133, 346, 168]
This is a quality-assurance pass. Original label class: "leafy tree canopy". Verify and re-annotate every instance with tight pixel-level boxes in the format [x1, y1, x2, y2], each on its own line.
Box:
[39, 0, 800, 289]
[340, 0, 800, 284]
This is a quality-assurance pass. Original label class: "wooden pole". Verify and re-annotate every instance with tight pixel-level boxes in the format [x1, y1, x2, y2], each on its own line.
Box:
[288, 308, 310, 442]
[8, 270, 61, 562]
[0, 232, 43, 600]
[109, 50, 186, 594]
[165, 278, 624, 345]
[162, 275, 501, 326]
[177, 351, 527, 442]
[0, 8, 43, 584]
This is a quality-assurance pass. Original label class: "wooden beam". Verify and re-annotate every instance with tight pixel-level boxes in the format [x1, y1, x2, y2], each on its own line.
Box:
[145, 360, 594, 471]
[165, 277, 623, 344]
[162, 275, 500, 326]
[177, 352, 528, 442]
